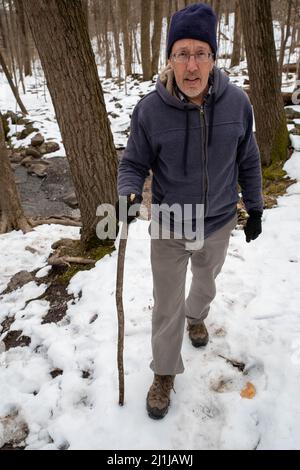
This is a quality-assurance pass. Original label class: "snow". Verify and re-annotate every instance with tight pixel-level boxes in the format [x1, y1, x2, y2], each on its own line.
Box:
[0, 146, 300, 449]
[1, 24, 300, 451]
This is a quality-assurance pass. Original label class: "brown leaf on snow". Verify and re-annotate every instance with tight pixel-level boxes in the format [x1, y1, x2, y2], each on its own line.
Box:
[240, 382, 256, 399]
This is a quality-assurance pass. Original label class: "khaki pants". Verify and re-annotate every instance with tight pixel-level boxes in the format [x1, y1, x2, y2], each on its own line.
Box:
[149, 214, 237, 375]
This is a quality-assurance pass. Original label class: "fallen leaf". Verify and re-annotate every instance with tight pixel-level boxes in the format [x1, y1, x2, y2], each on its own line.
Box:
[240, 381, 256, 399]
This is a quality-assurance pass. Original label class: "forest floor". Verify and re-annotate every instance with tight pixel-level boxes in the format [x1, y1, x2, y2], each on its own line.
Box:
[1, 66, 300, 449]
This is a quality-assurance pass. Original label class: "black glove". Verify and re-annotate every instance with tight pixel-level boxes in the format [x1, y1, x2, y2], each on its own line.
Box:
[115, 193, 143, 225]
[244, 209, 262, 243]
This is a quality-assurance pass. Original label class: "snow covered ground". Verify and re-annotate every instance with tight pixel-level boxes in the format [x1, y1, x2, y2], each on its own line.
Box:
[1, 35, 300, 449]
[1, 146, 300, 449]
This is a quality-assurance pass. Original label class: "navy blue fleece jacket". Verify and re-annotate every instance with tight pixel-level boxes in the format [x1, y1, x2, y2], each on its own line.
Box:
[118, 67, 263, 238]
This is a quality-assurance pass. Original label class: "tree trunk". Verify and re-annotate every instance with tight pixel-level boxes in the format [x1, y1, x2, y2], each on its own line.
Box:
[118, 0, 132, 77]
[230, 1, 242, 68]
[166, 0, 173, 64]
[0, 115, 31, 233]
[91, 0, 102, 65]
[151, 0, 163, 77]
[8, 0, 25, 94]
[103, 0, 112, 78]
[133, 26, 141, 66]
[111, 1, 122, 81]
[140, 0, 152, 81]
[296, 54, 300, 86]
[240, 0, 289, 167]
[0, 11, 8, 50]
[25, 0, 118, 249]
[278, 0, 292, 85]
[0, 50, 28, 114]
[14, 0, 32, 76]
[2, 0, 18, 86]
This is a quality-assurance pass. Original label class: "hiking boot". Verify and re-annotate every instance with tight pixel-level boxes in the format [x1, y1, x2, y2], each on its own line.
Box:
[187, 321, 209, 348]
[146, 374, 175, 420]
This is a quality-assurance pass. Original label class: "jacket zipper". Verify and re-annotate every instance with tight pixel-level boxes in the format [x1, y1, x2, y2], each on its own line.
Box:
[200, 105, 209, 217]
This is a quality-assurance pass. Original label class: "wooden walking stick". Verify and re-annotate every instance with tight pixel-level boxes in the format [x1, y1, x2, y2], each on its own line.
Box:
[115, 194, 141, 406]
[115, 220, 128, 406]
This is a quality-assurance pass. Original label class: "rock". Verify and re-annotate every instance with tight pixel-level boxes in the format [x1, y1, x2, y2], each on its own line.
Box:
[51, 238, 78, 250]
[108, 112, 120, 119]
[0, 410, 28, 449]
[25, 246, 39, 254]
[10, 153, 23, 164]
[27, 162, 48, 177]
[17, 125, 39, 140]
[63, 192, 78, 208]
[285, 108, 300, 120]
[290, 127, 300, 135]
[2, 271, 34, 294]
[39, 141, 60, 155]
[31, 132, 44, 146]
[21, 155, 37, 167]
[11, 163, 20, 171]
[25, 146, 42, 159]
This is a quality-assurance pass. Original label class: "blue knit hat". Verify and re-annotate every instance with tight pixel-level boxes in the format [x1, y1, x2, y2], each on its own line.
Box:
[167, 3, 217, 58]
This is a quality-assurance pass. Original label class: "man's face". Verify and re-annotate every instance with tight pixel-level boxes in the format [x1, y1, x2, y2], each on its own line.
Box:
[168, 39, 214, 104]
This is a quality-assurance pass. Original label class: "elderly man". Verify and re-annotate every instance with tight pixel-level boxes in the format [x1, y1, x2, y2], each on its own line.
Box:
[117, 3, 263, 419]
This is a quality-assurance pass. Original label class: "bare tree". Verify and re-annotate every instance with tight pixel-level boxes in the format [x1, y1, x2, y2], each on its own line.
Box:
[278, 0, 292, 84]
[111, 0, 122, 81]
[0, 115, 31, 233]
[151, 0, 163, 77]
[0, 50, 28, 114]
[103, 0, 112, 78]
[1, 0, 18, 85]
[25, 0, 118, 249]
[118, 0, 132, 77]
[240, 0, 289, 167]
[14, 0, 32, 76]
[230, 0, 242, 68]
[140, 0, 151, 80]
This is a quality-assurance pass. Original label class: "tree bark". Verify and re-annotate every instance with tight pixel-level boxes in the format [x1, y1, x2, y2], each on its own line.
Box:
[118, 0, 132, 77]
[111, 1, 122, 81]
[0, 115, 31, 233]
[2, 0, 18, 86]
[25, 0, 118, 248]
[278, 0, 292, 85]
[240, 0, 289, 167]
[0, 50, 28, 114]
[230, 1, 242, 68]
[14, 0, 32, 76]
[103, 0, 112, 78]
[151, 0, 163, 77]
[140, 0, 152, 80]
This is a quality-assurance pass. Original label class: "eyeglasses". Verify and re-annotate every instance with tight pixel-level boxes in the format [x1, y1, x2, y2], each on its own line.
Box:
[171, 51, 214, 64]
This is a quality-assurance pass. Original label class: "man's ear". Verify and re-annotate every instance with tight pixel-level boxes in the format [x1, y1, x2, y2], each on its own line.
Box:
[168, 58, 173, 70]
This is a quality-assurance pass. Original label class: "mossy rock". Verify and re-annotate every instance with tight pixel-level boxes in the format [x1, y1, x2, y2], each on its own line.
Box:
[290, 127, 300, 135]
[17, 125, 39, 140]
[285, 108, 300, 120]
[3, 111, 31, 126]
